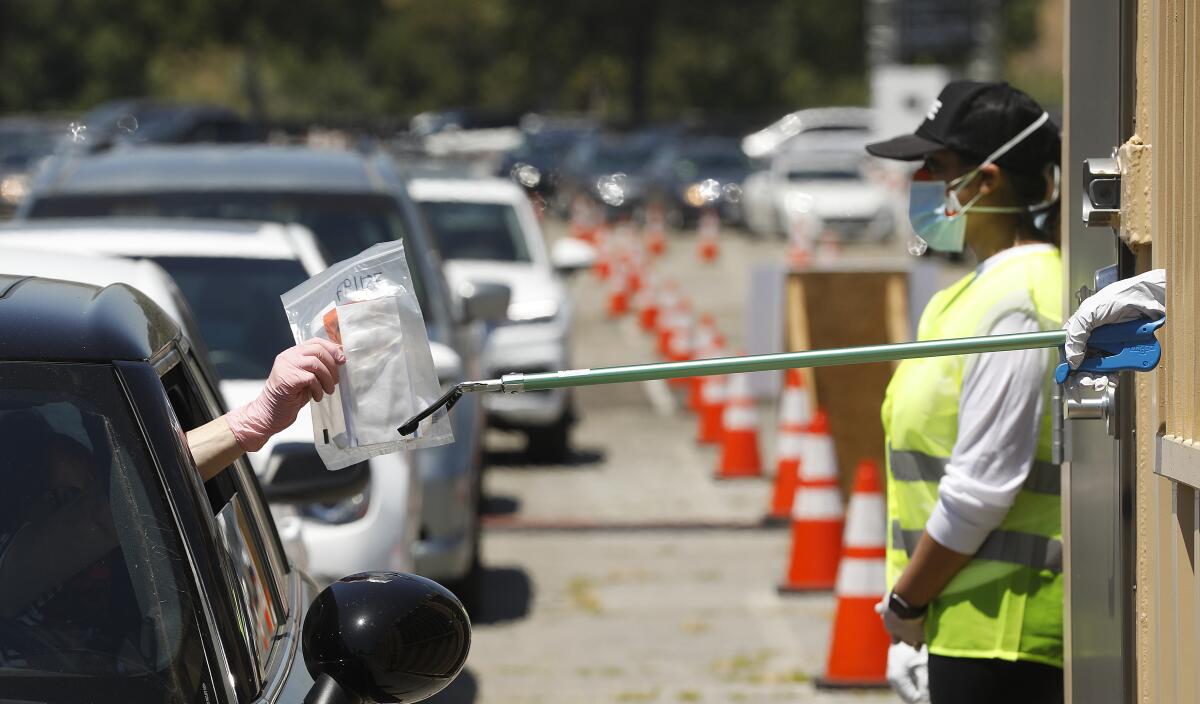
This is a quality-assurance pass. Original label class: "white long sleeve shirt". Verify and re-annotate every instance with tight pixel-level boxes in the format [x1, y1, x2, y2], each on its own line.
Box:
[924, 243, 1056, 555]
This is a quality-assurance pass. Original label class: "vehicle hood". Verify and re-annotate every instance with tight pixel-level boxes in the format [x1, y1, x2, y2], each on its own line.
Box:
[442, 260, 564, 309]
[775, 180, 891, 219]
[219, 378, 315, 477]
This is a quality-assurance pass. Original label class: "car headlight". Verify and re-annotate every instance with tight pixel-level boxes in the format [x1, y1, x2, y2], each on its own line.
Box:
[0, 174, 30, 205]
[507, 298, 559, 323]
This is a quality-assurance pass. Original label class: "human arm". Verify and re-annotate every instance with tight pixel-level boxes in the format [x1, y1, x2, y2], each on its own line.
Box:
[1065, 268, 1166, 368]
[187, 338, 345, 481]
[884, 311, 1049, 640]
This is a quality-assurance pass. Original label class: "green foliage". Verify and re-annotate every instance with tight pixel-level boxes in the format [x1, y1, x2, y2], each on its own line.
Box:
[0, 0, 1048, 124]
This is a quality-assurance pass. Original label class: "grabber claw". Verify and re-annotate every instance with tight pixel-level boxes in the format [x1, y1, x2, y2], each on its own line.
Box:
[1054, 316, 1166, 384]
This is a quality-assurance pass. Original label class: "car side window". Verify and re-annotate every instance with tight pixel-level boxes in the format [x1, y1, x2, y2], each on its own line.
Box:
[158, 358, 288, 683]
[0, 362, 211, 704]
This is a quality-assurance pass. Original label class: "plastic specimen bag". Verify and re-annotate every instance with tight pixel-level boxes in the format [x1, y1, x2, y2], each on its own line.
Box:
[281, 240, 453, 470]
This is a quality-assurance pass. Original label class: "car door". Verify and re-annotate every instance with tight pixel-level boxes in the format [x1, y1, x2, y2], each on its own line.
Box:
[153, 348, 314, 702]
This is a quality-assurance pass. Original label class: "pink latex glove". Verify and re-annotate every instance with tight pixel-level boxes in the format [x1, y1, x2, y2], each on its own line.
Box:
[226, 338, 346, 452]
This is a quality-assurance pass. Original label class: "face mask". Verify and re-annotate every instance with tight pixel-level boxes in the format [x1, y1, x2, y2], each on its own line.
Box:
[907, 111, 1053, 254]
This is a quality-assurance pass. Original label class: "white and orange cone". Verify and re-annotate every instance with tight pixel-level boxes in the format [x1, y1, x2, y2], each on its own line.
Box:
[645, 202, 668, 257]
[605, 259, 629, 318]
[569, 194, 596, 243]
[765, 369, 813, 525]
[778, 409, 842, 592]
[697, 207, 720, 262]
[686, 315, 720, 411]
[815, 459, 890, 689]
[696, 372, 727, 445]
[715, 372, 762, 479]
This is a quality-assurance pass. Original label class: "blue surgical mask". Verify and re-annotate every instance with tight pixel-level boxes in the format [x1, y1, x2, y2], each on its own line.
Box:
[906, 111, 1053, 254]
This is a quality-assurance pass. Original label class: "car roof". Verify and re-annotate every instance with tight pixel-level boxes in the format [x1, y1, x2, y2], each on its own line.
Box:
[407, 177, 527, 205]
[35, 144, 386, 195]
[0, 274, 180, 362]
[0, 218, 323, 271]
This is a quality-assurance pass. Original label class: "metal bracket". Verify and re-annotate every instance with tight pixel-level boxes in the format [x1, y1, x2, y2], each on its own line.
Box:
[1082, 156, 1121, 229]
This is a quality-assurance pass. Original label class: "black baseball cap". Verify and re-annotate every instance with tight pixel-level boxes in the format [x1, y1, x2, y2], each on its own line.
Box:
[866, 81, 1060, 175]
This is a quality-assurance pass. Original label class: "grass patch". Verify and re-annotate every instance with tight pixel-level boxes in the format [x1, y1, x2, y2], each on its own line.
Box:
[616, 687, 661, 702]
[566, 575, 604, 615]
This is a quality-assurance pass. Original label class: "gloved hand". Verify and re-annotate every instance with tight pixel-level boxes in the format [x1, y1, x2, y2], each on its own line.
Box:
[226, 338, 345, 452]
[887, 643, 930, 703]
[1065, 268, 1166, 369]
[876, 595, 926, 647]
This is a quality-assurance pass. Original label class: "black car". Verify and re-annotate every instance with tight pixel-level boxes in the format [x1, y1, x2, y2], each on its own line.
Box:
[72, 99, 263, 153]
[495, 121, 597, 198]
[643, 137, 752, 227]
[0, 274, 469, 703]
[554, 134, 660, 220]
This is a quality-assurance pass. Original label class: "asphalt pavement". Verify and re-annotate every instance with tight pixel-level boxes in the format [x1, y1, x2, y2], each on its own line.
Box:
[432, 220, 904, 703]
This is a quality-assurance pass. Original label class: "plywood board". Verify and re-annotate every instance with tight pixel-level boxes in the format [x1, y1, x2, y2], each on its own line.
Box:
[785, 269, 909, 495]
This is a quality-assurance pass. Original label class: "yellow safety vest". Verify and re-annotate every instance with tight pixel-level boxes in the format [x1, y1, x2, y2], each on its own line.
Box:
[882, 246, 1064, 668]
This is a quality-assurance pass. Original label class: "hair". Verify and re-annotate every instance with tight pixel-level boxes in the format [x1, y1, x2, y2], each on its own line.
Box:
[961, 86, 1063, 247]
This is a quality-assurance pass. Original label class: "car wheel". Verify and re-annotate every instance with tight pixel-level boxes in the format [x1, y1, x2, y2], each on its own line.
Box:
[526, 413, 572, 463]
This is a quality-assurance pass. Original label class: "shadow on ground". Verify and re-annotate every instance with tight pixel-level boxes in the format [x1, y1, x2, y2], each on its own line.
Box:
[425, 667, 478, 704]
[468, 565, 533, 625]
[480, 493, 520, 517]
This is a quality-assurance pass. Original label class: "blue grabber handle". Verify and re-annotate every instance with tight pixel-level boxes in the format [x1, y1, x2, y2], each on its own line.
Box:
[1054, 316, 1166, 384]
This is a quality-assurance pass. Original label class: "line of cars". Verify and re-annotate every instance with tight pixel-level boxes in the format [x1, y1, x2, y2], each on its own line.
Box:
[0, 142, 594, 615]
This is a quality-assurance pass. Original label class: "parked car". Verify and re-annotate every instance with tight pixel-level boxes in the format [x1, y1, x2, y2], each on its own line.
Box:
[17, 144, 507, 601]
[643, 136, 752, 227]
[554, 134, 660, 219]
[741, 144, 896, 241]
[0, 273, 469, 703]
[410, 177, 595, 459]
[0, 218, 424, 583]
[495, 117, 598, 198]
[0, 116, 65, 217]
[69, 98, 263, 153]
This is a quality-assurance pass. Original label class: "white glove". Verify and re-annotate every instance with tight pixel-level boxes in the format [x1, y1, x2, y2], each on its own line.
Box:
[875, 596, 926, 647]
[887, 642, 930, 703]
[1065, 268, 1166, 369]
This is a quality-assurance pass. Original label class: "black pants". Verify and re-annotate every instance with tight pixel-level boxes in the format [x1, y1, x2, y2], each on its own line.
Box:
[929, 654, 1064, 704]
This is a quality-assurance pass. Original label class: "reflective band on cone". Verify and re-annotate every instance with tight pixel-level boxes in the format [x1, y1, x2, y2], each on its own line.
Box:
[767, 369, 813, 525]
[716, 372, 762, 479]
[816, 459, 890, 689]
[779, 409, 842, 592]
[697, 372, 727, 444]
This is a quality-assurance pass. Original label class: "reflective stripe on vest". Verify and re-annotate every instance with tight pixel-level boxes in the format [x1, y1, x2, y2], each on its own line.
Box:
[890, 520, 1063, 573]
[889, 449, 1061, 496]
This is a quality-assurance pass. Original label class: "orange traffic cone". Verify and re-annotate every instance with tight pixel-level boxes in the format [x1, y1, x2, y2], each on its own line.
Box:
[606, 261, 629, 318]
[765, 369, 813, 526]
[665, 306, 695, 366]
[687, 316, 720, 410]
[815, 459, 890, 689]
[778, 409, 842, 592]
[697, 207, 720, 262]
[786, 209, 816, 268]
[696, 372, 727, 444]
[635, 274, 660, 332]
[716, 372, 762, 479]
[645, 203, 668, 256]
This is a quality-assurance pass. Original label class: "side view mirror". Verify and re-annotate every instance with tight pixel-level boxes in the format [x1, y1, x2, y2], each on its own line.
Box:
[429, 340, 464, 385]
[550, 237, 596, 275]
[459, 280, 511, 323]
[262, 446, 369, 503]
[302, 572, 471, 704]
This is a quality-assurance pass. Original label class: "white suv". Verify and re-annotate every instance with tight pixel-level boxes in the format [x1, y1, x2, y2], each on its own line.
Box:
[0, 218, 421, 582]
[410, 177, 593, 460]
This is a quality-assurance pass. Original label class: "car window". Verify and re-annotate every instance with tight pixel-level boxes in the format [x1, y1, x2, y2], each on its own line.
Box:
[28, 191, 433, 322]
[0, 362, 210, 703]
[152, 257, 308, 380]
[158, 360, 288, 685]
[420, 200, 531, 263]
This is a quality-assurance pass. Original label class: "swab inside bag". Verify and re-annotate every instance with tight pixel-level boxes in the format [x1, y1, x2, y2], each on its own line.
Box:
[282, 240, 453, 470]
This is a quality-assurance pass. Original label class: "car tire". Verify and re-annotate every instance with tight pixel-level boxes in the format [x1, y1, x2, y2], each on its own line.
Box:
[525, 413, 572, 463]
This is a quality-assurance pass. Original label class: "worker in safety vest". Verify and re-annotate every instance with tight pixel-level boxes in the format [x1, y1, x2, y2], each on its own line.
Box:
[865, 82, 1065, 703]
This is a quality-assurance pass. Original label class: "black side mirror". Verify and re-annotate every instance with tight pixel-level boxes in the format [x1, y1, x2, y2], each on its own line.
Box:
[302, 572, 471, 704]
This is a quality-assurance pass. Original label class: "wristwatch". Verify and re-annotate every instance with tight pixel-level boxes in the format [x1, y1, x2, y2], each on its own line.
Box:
[887, 591, 928, 620]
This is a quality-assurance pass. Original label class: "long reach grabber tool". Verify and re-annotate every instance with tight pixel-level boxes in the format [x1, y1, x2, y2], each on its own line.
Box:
[399, 316, 1166, 437]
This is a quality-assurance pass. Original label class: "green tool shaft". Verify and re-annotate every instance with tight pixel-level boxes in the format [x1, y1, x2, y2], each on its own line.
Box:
[507, 329, 1068, 392]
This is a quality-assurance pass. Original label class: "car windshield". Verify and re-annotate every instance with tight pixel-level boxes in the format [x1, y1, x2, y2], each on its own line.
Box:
[152, 257, 308, 380]
[420, 200, 531, 263]
[0, 362, 206, 703]
[28, 191, 432, 321]
[589, 144, 654, 173]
